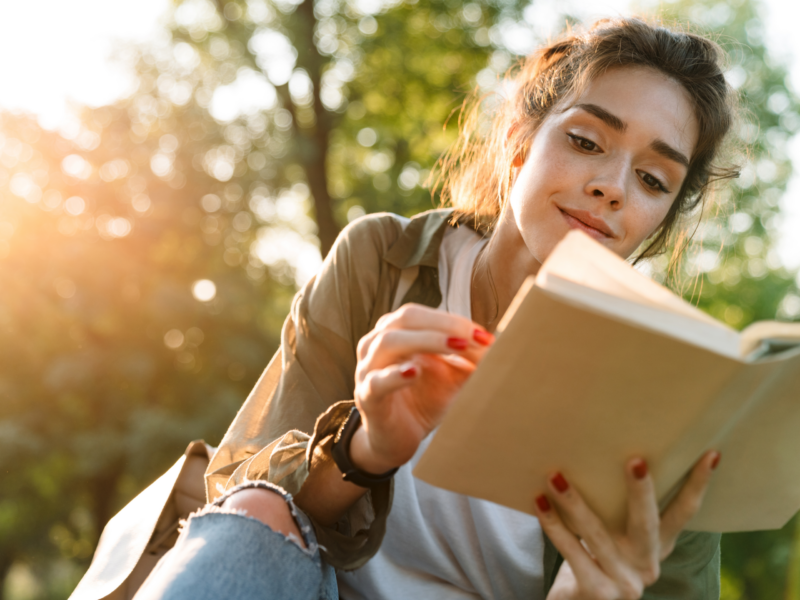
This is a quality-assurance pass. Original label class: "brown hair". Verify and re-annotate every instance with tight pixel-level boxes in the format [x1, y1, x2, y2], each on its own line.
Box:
[436, 17, 740, 263]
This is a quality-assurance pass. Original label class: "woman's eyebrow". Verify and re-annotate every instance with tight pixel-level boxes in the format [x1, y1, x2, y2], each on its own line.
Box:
[573, 103, 690, 168]
[573, 103, 627, 132]
[650, 139, 690, 168]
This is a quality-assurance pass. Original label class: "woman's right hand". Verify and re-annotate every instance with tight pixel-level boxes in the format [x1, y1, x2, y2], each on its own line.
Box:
[349, 303, 494, 474]
[536, 452, 720, 600]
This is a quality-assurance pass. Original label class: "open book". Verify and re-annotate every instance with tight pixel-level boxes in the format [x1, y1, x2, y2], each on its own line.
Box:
[414, 230, 800, 533]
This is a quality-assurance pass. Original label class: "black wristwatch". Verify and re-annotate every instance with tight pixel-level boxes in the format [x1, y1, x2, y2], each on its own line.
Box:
[331, 407, 398, 488]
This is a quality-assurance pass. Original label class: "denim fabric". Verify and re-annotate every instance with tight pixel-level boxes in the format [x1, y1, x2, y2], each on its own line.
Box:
[133, 481, 338, 600]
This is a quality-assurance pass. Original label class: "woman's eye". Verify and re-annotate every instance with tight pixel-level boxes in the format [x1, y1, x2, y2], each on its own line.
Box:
[568, 134, 599, 152]
[640, 171, 670, 193]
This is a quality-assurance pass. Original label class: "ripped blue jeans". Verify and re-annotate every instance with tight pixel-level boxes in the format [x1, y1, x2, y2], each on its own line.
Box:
[133, 481, 339, 600]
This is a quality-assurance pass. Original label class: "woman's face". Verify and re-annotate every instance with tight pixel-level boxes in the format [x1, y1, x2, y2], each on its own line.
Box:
[507, 66, 699, 262]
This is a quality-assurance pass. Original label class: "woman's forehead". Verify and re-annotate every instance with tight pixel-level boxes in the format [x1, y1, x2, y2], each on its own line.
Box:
[562, 67, 699, 159]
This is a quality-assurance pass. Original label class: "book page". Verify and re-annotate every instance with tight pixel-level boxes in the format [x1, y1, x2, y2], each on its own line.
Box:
[538, 231, 725, 328]
[537, 274, 742, 359]
[740, 321, 800, 359]
[653, 359, 782, 519]
[687, 349, 800, 531]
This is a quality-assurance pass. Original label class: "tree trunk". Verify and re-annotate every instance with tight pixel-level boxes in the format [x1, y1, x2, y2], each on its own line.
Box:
[213, 0, 342, 257]
[292, 0, 341, 257]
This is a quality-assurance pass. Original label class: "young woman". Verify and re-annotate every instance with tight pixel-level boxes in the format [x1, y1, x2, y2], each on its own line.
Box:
[135, 17, 737, 600]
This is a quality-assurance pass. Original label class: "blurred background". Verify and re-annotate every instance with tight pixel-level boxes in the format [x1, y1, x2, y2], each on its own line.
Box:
[0, 0, 798, 597]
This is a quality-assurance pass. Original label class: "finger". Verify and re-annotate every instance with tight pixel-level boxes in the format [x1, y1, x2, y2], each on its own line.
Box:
[411, 354, 477, 388]
[360, 304, 494, 363]
[659, 451, 720, 557]
[357, 327, 381, 362]
[378, 304, 494, 345]
[362, 329, 487, 371]
[357, 362, 419, 408]
[357, 311, 482, 361]
[624, 458, 660, 563]
[533, 493, 616, 592]
[435, 353, 476, 372]
[546, 472, 631, 585]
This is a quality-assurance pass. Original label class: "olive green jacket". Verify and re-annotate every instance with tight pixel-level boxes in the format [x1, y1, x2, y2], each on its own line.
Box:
[204, 209, 721, 598]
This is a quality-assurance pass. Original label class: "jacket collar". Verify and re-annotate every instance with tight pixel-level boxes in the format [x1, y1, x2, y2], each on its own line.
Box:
[384, 208, 456, 269]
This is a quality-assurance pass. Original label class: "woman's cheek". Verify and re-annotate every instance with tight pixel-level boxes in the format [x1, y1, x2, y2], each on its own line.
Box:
[623, 203, 672, 254]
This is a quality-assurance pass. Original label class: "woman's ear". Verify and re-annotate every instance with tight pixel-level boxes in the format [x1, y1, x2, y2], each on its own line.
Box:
[506, 122, 527, 167]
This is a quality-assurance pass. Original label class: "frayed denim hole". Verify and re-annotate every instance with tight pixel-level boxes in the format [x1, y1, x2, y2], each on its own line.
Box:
[212, 480, 294, 508]
[201, 481, 323, 557]
[186, 505, 321, 559]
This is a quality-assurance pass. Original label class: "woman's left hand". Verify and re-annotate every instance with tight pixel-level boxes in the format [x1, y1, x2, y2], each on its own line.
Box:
[535, 451, 720, 600]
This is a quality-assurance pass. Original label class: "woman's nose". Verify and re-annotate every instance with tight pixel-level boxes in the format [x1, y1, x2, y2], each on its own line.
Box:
[585, 166, 626, 209]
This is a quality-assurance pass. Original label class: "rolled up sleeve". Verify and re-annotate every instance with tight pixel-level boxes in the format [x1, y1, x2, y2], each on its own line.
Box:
[204, 214, 404, 569]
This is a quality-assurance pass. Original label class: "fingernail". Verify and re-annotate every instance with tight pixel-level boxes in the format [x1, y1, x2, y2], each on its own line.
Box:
[447, 337, 468, 351]
[632, 459, 648, 480]
[551, 472, 569, 493]
[400, 365, 417, 379]
[535, 494, 551, 512]
[710, 452, 721, 470]
[473, 329, 493, 345]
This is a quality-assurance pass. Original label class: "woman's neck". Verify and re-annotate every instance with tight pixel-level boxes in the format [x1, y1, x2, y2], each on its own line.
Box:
[471, 208, 542, 332]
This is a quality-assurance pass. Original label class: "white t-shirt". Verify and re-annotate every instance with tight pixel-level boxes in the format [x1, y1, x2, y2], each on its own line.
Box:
[337, 225, 545, 600]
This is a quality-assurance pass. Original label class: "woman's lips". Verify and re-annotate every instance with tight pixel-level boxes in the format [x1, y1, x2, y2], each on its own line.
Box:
[558, 207, 615, 241]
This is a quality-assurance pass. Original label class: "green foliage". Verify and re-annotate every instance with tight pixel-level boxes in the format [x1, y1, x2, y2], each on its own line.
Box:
[650, 0, 800, 325]
[1, 0, 516, 596]
[0, 81, 287, 597]
[329, 0, 511, 219]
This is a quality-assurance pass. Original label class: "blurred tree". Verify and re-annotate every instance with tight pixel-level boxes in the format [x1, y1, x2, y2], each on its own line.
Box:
[169, 0, 524, 253]
[657, 0, 800, 322]
[1, 0, 524, 596]
[0, 100, 289, 597]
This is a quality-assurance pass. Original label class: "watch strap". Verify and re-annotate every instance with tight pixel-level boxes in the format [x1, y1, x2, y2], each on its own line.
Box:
[331, 407, 398, 488]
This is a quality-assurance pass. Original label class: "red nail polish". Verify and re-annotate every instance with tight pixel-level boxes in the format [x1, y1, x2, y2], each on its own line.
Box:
[401, 365, 417, 379]
[710, 452, 721, 470]
[473, 329, 493, 346]
[551, 472, 569, 493]
[535, 494, 551, 512]
[447, 337, 468, 351]
[632, 459, 648, 480]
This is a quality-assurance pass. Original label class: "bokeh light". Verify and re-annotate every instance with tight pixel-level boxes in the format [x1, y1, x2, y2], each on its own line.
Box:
[201, 194, 221, 212]
[61, 155, 92, 179]
[192, 279, 217, 302]
[131, 194, 152, 212]
[64, 196, 86, 216]
[163, 329, 184, 349]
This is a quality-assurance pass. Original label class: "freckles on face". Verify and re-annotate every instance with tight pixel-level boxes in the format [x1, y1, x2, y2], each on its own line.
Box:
[507, 67, 699, 263]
